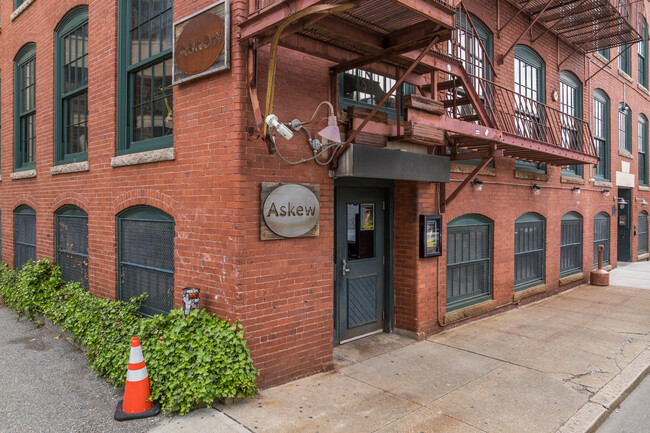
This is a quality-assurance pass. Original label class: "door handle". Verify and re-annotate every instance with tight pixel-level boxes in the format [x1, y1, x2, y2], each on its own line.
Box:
[341, 259, 351, 276]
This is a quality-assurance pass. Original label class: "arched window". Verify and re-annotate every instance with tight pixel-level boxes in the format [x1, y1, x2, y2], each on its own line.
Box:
[639, 211, 649, 255]
[639, 19, 648, 88]
[14, 43, 36, 172]
[55, 205, 88, 289]
[593, 89, 610, 181]
[514, 45, 546, 173]
[560, 71, 583, 177]
[117, 206, 174, 316]
[560, 212, 582, 276]
[639, 114, 648, 186]
[14, 205, 36, 268]
[514, 213, 545, 290]
[619, 103, 631, 153]
[593, 212, 610, 268]
[446, 214, 492, 311]
[55, 7, 89, 164]
[453, 12, 493, 81]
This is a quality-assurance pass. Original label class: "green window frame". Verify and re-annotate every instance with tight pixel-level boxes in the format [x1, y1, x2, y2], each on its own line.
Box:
[446, 214, 492, 311]
[619, 44, 631, 76]
[117, 205, 174, 316]
[597, 48, 609, 60]
[560, 212, 582, 277]
[453, 12, 493, 81]
[639, 211, 648, 255]
[619, 103, 631, 153]
[514, 212, 545, 291]
[14, 43, 36, 172]
[117, 0, 174, 155]
[593, 212, 610, 268]
[14, 0, 26, 9]
[514, 45, 546, 173]
[639, 114, 648, 186]
[593, 89, 610, 181]
[55, 205, 89, 289]
[55, 7, 89, 165]
[339, 69, 413, 120]
[639, 20, 649, 88]
[560, 71, 583, 177]
[14, 205, 36, 269]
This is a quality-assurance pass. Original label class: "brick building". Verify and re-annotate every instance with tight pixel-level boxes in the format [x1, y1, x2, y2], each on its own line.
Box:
[1, 0, 649, 388]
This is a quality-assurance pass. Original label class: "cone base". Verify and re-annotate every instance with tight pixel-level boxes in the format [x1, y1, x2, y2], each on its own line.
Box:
[114, 400, 161, 421]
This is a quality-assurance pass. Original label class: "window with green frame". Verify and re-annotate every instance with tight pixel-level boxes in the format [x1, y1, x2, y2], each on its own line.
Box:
[593, 89, 610, 181]
[640, 19, 649, 88]
[593, 212, 610, 268]
[55, 205, 89, 289]
[339, 69, 413, 119]
[514, 45, 546, 173]
[639, 114, 648, 186]
[619, 103, 631, 153]
[597, 47, 609, 60]
[117, 206, 174, 316]
[560, 71, 583, 177]
[446, 214, 492, 311]
[619, 44, 631, 76]
[118, 0, 173, 155]
[14, 43, 36, 172]
[560, 212, 582, 277]
[14, 0, 27, 9]
[14, 205, 36, 269]
[639, 211, 648, 255]
[55, 7, 89, 165]
[514, 212, 545, 291]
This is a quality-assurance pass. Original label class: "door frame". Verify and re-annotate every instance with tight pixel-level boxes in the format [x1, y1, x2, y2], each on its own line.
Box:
[617, 187, 632, 262]
[333, 178, 394, 346]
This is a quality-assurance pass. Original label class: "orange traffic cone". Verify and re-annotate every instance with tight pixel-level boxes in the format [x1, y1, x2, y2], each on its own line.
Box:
[114, 336, 161, 421]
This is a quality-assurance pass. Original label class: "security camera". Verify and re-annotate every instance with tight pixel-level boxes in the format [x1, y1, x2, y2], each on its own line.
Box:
[266, 114, 294, 140]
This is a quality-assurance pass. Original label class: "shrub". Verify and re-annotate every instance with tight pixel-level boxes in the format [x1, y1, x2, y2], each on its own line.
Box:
[0, 259, 258, 414]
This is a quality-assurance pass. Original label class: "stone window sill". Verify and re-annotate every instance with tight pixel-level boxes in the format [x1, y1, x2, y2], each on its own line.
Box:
[559, 272, 584, 286]
[514, 170, 549, 182]
[443, 299, 498, 325]
[639, 186, 650, 192]
[593, 180, 613, 188]
[10, 169, 36, 180]
[618, 69, 633, 83]
[51, 161, 89, 175]
[639, 84, 650, 96]
[513, 283, 548, 302]
[11, 0, 36, 21]
[560, 175, 585, 185]
[111, 148, 175, 168]
[593, 53, 609, 64]
[619, 149, 634, 160]
[450, 162, 496, 176]
[639, 253, 650, 261]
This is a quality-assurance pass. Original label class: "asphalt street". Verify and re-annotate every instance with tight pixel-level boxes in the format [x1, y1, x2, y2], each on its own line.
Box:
[596, 375, 650, 433]
[0, 306, 166, 433]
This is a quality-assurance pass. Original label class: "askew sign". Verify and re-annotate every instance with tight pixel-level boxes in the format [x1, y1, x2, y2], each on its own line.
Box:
[173, 0, 230, 84]
[261, 183, 320, 240]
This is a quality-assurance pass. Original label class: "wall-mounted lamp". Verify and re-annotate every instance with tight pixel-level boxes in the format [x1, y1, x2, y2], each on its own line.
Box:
[571, 185, 581, 195]
[616, 197, 628, 209]
[636, 197, 648, 207]
[601, 189, 610, 196]
[531, 183, 541, 195]
[471, 178, 483, 191]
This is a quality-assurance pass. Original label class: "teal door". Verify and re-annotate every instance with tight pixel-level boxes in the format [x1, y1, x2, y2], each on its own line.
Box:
[335, 187, 386, 344]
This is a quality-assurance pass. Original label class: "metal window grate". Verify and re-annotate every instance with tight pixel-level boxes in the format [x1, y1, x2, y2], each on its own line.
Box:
[593, 213, 610, 268]
[14, 209, 36, 269]
[514, 219, 545, 290]
[119, 213, 174, 316]
[56, 212, 89, 289]
[560, 215, 582, 276]
[639, 212, 648, 255]
[447, 220, 491, 308]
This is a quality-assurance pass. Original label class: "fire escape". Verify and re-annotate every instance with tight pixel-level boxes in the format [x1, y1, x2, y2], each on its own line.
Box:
[241, 0, 641, 210]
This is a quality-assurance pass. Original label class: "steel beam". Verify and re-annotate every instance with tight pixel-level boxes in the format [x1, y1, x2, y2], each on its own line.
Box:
[387, 0, 455, 29]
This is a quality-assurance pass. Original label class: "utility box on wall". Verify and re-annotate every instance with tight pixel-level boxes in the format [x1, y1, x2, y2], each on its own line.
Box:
[419, 215, 442, 258]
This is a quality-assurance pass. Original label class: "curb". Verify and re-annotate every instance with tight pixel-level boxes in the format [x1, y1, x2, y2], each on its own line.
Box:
[558, 348, 650, 433]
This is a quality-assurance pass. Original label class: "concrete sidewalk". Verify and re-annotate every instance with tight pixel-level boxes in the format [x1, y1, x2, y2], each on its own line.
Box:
[154, 276, 650, 432]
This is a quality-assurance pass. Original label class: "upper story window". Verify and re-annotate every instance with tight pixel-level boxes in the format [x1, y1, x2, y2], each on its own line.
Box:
[597, 47, 609, 60]
[14, 0, 27, 9]
[340, 69, 413, 119]
[619, 103, 632, 153]
[593, 89, 610, 181]
[118, 0, 174, 155]
[560, 71, 582, 177]
[453, 12, 493, 81]
[619, 44, 632, 76]
[639, 19, 648, 89]
[55, 7, 89, 165]
[14, 43, 36, 172]
[639, 114, 648, 186]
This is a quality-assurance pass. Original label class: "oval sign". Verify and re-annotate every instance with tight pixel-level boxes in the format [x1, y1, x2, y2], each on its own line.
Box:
[175, 12, 225, 75]
[263, 184, 320, 238]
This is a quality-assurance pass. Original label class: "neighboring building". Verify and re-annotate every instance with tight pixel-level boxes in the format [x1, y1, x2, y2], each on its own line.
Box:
[0, 0, 648, 387]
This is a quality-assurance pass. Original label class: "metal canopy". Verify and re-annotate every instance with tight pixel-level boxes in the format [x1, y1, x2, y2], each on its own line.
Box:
[509, 0, 642, 52]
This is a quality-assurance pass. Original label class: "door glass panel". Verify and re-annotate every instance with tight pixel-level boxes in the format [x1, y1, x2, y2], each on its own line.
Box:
[347, 203, 375, 260]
